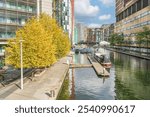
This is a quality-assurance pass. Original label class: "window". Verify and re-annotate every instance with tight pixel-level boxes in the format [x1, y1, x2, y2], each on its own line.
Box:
[125, 9, 128, 17]
[143, 0, 149, 8]
[6, 11, 17, 24]
[0, 17, 3, 23]
[28, 6, 32, 12]
[0, 1, 4, 8]
[123, 11, 126, 18]
[132, 4, 136, 14]
[0, 11, 5, 23]
[6, 2, 16, 10]
[18, 14, 27, 25]
[18, 4, 27, 11]
[116, 15, 119, 22]
[128, 6, 132, 16]
[137, 0, 142, 11]
[6, 25, 16, 38]
[0, 26, 6, 38]
[120, 13, 123, 20]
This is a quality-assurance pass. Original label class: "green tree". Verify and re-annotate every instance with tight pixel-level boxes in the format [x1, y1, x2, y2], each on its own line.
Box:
[109, 33, 124, 46]
[136, 27, 150, 48]
[109, 34, 117, 45]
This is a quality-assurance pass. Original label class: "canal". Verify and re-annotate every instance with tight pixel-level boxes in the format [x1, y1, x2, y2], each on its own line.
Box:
[58, 49, 150, 100]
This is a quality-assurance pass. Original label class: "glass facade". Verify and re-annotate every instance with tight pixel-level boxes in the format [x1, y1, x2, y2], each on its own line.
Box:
[52, 0, 62, 27]
[0, 0, 37, 40]
[53, 0, 70, 33]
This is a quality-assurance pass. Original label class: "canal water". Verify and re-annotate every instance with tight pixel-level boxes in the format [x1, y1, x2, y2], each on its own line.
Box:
[58, 50, 150, 100]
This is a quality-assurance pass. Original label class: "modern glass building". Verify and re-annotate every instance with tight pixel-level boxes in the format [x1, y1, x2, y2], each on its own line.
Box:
[0, 0, 37, 51]
[52, 0, 62, 27]
[53, 0, 74, 42]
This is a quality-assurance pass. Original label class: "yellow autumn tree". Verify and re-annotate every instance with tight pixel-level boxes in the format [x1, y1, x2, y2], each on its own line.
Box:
[5, 14, 70, 68]
[56, 31, 71, 58]
[39, 13, 71, 59]
[5, 17, 56, 68]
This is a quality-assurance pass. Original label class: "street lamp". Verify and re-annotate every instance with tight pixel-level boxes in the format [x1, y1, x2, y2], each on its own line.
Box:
[20, 40, 24, 90]
[37, 0, 40, 18]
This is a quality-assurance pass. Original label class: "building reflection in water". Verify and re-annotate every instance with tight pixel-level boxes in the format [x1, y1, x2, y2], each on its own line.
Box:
[58, 51, 150, 100]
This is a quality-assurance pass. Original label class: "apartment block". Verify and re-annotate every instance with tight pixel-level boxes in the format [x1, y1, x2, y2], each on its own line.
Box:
[0, 0, 55, 53]
[75, 23, 88, 43]
[0, 0, 37, 44]
[87, 28, 103, 44]
[87, 24, 114, 44]
[52, 0, 62, 26]
[52, 0, 74, 42]
[101, 24, 114, 42]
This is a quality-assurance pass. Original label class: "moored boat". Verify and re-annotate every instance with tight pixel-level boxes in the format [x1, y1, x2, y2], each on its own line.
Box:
[94, 53, 112, 68]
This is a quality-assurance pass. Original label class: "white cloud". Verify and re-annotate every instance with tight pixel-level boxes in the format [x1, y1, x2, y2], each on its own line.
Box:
[99, 14, 111, 20]
[99, 0, 115, 6]
[75, 0, 100, 17]
[88, 23, 102, 28]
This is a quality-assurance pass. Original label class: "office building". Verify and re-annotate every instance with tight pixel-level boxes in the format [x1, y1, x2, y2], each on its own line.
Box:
[115, 0, 150, 41]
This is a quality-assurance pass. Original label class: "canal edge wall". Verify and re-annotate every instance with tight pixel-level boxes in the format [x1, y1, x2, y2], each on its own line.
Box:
[55, 63, 70, 100]
[107, 48, 150, 60]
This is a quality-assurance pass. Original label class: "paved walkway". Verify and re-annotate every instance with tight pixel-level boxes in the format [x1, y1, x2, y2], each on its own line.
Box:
[3, 56, 71, 100]
[107, 48, 150, 60]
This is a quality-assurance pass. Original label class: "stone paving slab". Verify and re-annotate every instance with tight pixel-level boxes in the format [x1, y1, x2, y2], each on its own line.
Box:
[4, 57, 71, 100]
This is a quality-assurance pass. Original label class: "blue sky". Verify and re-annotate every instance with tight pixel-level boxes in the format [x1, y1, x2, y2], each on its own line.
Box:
[75, 0, 116, 27]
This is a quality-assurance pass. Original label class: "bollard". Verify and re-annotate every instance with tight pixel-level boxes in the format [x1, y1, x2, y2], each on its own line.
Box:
[103, 68, 105, 74]
[66, 60, 70, 65]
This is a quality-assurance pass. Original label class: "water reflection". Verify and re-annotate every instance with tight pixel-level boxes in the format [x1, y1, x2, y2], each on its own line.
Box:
[57, 72, 70, 100]
[112, 52, 150, 100]
[70, 68, 75, 100]
[58, 50, 150, 100]
[73, 54, 90, 64]
[73, 68, 115, 100]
